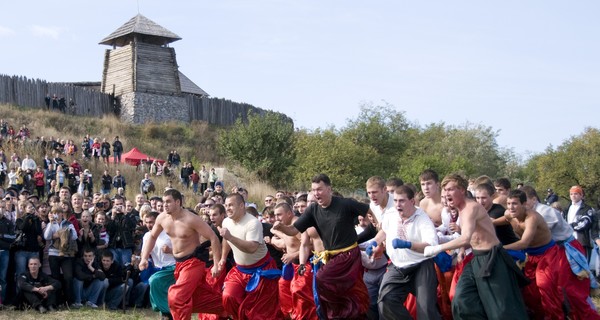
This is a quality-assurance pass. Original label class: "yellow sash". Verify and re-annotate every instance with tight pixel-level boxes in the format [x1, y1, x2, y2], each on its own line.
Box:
[313, 242, 358, 265]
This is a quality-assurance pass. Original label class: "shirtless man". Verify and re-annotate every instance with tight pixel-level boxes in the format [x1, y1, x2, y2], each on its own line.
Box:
[419, 169, 443, 227]
[139, 189, 226, 320]
[424, 174, 528, 319]
[504, 189, 600, 319]
[271, 202, 316, 320]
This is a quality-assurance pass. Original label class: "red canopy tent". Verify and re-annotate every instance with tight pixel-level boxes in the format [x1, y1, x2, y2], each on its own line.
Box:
[109, 147, 165, 166]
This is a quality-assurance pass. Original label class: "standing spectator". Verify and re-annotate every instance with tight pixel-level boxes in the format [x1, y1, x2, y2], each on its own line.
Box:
[189, 170, 200, 194]
[17, 257, 61, 313]
[21, 154, 37, 171]
[14, 201, 44, 281]
[100, 139, 111, 165]
[33, 167, 45, 198]
[107, 196, 136, 266]
[0, 205, 15, 303]
[199, 165, 209, 194]
[171, 151, 181, 167]
[51, 94, 59, 111]
[563, 185, 598, 260]
[545, 188, 559, 205]
[112, 170, 126, 191]
[91, 139, 101, 160]
[44, 94, 51, 110]
[209, 168, 218, 190]
[112, 136, 123, 164]
[140, 173, 155, 198]
[44, 207, 78, 306]
[180, 163, 191, 189]
[58, 96, 67, 113]
[101, 170, 112, 195]
[0, 157, 7, 187]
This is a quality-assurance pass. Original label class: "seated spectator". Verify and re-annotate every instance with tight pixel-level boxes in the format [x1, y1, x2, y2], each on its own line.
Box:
[127, 254, 149, 308]
[100, 250, 132, 310]
[17, 257, 61, 313]
[72, 248, 106, 309]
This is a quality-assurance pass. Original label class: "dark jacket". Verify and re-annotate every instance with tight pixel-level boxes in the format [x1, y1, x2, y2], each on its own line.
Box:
[0, 215, 15, 250]
[100, 261, 125, 290]
[18, 270, 61, 292]
[112, 140, 123, 153]
[112, 175, 126, 189]
[107, 213, 136, 249]
[15, 213, 43, 251]
[74, 258, 106, 286]
[563, 201, 598, 248]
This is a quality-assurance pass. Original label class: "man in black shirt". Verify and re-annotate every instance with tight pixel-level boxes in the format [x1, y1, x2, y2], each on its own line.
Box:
[273, 173, 370, 319]
[474, 183, 519, 245]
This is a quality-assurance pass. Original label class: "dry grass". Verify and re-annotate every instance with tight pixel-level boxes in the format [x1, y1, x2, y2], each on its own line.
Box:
[0, 104, 276, 208]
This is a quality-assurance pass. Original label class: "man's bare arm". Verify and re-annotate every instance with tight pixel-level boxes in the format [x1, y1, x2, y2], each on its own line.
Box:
[299, 232, 312, 265]
[504, 217, 536, 251]
[272, 221, 300, 236]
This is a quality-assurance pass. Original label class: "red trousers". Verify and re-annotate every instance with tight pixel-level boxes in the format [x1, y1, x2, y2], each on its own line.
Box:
[449, 253, 473, 302]
[198, 265, 228, 320]
[279, 269, 293, 317]
[222, 255, 282, 320]
[290, 263, 318, 320]
[557, 240, 600, 320]
[522, 244, 569, 319]
[168, 258, 225, 320]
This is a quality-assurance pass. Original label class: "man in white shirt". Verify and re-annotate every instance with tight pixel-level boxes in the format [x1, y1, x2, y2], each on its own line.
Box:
[367, 185, 440, 320]
[21, 154, 37, 171]
[141, 211, 176, 320]
[363, 176, 395, 319]
[219, 193, 280, 320]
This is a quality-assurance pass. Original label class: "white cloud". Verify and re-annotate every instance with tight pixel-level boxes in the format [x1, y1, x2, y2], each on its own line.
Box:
[30, 25, 62, 39]
[0, 26, 16, 37]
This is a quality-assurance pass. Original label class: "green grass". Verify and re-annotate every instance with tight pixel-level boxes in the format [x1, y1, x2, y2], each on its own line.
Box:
[0, 307, 159, 319]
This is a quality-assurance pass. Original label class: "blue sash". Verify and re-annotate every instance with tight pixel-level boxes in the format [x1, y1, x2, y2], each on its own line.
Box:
[282, 263, 294, 281]
[237, 259, 281, 292]
[524, 240, 555, 256]
[563, 236, 598, 289]
[310, 256, 325, 320]
[506, 249, 526, 263]
[433, 252, 453, 272]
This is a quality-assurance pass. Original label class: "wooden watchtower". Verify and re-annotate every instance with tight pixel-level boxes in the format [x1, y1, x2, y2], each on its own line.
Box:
[99, 14, 207, 123]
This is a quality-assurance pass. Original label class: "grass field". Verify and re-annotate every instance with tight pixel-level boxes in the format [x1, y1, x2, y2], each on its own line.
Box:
[0, 307, 159, 319]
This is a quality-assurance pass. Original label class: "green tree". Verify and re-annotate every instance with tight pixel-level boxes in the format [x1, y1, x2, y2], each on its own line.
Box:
[397, 122, 507, 184]
[340, 102, 413, 178]
[219, 111, 295, 187]
[291, 128, 378, 191]
[525, 127, 600, 204]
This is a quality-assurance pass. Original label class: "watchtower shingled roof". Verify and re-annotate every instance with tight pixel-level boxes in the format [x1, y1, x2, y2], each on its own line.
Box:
[99, 14, 181, 47]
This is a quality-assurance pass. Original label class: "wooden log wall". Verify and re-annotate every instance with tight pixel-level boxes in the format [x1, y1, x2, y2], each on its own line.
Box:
[0, 74, 288, 127]
[135, 43, 179, 94]
[102, 45, 134, 96]
[186, 95, 268, 126]
[0, 74, 114, 117]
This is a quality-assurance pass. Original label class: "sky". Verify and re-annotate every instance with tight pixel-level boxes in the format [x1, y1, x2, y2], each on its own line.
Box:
[1, 1, 599, 159]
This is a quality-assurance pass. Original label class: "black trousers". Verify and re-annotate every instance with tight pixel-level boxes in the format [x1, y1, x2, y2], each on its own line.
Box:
[378, 259, 440, 320]
[49, 255, 74, 305]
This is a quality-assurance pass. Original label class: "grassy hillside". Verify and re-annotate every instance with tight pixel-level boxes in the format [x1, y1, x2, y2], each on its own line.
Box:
[0, 104, 276, 206]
